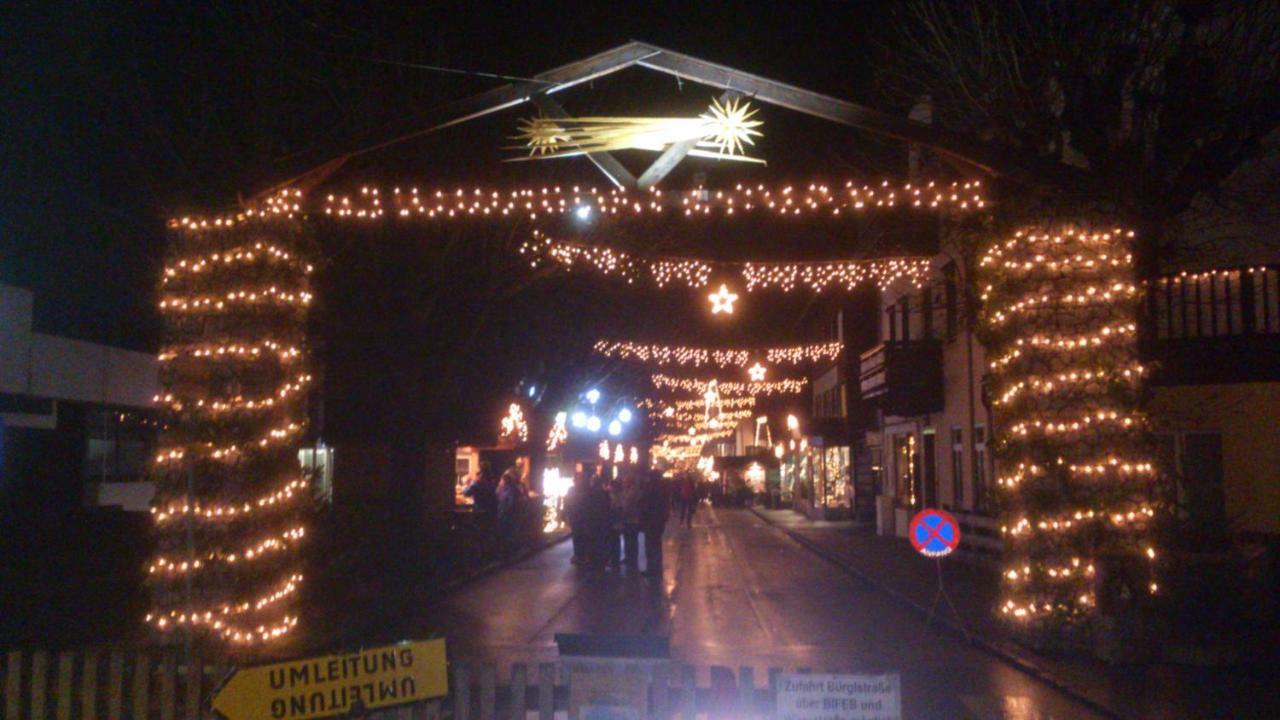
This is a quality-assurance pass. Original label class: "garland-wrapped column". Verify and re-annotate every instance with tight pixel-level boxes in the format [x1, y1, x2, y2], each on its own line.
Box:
[980, 226, 1158, 643]
[147, 199, 313, 650]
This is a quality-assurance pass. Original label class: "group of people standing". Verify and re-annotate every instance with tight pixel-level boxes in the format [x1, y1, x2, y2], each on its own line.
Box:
[462, 463, 530, 552]
[563, 469, 676, 576]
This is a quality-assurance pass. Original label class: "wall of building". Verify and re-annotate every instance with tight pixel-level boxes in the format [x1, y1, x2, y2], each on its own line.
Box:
[1, 283, 160, 511]
[868, 254, 996, 539]
[1, 284, 159, 410]
[1149, 383, 1280, 535]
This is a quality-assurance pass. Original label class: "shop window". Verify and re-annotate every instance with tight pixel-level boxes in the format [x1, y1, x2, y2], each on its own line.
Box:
[820, 446, 851, 508]
[893, 433, 917, 508]
[922, 430, 937, 507]
[973, 426, 988, 511]
[951, 427, 964, 508]
[1157, 432, 1226, 534]
[944, 263, 959, 341]
[922, 286, 934, 340]
[83, 409, 156, 483]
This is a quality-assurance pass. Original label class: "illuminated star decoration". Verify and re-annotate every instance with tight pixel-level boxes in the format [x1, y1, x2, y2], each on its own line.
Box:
[512, 97, 765, 164]
[708, 284, 739, 314]
[700, 96, 763, 158]
[748, 363, 767, 381]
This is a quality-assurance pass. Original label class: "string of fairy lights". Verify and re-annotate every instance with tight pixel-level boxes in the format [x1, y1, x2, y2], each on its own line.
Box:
[650, 373, 808, 395]
[980, 227, 1158, 630]
[593, 339, 842, 367]
[320, 179, 986, 222]
[148, 215, 314, 648]
[520, 232, 932, 292]
[157, 174, 986, 640]
[173, 179, 987, 231]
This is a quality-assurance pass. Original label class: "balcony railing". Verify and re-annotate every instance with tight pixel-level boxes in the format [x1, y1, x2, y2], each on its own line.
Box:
[859, 340, 943, 417]
[1143, 265, 1280, 384]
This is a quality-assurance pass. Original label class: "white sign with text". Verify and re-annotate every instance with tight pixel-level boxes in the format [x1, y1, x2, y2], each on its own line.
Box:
[776, 673, 902, 720]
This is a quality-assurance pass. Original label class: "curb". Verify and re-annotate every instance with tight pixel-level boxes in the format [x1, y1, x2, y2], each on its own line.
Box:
[434, 530, 572, 599]
[748, 507, 1129, 720]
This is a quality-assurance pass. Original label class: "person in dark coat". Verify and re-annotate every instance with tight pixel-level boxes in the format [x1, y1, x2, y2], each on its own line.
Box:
[496, 469, 523, 554]
[640, 472, 670, 577]
[676, 473, 699, 528]
[584, 471, 613, 571]
[621, 473, 644, 570]
[564, 472, 589, 564]
[463, 462, 499, 518]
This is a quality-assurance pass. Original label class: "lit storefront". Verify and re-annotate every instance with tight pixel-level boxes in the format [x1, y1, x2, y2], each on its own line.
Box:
[781, 435, 852, 520]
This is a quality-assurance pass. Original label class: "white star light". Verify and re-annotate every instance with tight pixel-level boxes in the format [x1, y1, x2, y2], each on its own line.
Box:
[708, 284, 739, 314]
[748, 363, 767, 381]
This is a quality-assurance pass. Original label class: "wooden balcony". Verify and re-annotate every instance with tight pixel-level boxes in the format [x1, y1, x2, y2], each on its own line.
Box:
[859, 340, 944, 417]
[1142, 266, 1280, 385]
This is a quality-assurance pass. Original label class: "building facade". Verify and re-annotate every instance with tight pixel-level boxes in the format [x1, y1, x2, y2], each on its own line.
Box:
[1, 283, 160, 513]
[857, 245, 1280, 563]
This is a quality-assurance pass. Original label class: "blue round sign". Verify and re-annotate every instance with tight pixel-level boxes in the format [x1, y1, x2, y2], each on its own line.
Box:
[909, 508, 961, 558]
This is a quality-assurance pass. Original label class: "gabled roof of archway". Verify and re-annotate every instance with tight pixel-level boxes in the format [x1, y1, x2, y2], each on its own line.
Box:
[268, 40, 1007, 198]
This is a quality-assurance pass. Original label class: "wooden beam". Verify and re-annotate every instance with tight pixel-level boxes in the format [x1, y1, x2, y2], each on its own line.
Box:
[532, 95, 638, 190]
[636, 90, 739, 189]
[633, 43, 1002, 176]
[254, 42, 659, 199]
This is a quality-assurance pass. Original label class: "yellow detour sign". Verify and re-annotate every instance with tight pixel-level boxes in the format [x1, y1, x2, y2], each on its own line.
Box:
[212, 639, 447, 720]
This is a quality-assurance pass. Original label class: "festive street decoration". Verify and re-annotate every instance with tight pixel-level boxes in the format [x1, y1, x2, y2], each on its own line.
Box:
[148, 216, 314, 648]
[546, 411, 568, 451]
[499, 403, 529, 444]
[513, 96, 764, 163]
[651, 373, 807, 395]
[708, 284, 739, 314]
[747, 363, 767, 381]
[307, 180, 986, 224]
[655, 407, 756, 427]
[522, 232, 931, 292]
[655, 428, 735, 445]
[594, 339, 841, 367]
[979, 226, 1158, 636]
[176, 180, 985, 231]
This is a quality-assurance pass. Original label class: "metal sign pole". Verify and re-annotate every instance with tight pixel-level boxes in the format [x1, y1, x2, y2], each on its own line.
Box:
[923, 557, 971, 643]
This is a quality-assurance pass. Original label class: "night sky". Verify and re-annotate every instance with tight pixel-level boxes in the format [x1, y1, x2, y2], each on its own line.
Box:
[3, 1, 922, 438]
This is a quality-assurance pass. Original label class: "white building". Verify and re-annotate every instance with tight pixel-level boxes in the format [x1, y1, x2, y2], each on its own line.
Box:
[1, 283, 159, 512]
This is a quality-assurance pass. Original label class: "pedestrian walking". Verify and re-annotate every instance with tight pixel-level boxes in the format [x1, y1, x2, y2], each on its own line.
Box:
[677, 473, 699, 528]
[606, 477, 626, 569]
[621, 473, 643, 570]
[585, 471, 613, 571]
[640, 471, 670, 577]
[564, 472, 588, 565]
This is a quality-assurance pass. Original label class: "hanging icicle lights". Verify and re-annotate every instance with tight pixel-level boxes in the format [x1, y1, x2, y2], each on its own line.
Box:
[641, 396, 757, 412]
[523, 232, 931, 292]
[979, 226, 1159, 631]
[594, 340, 842, 367]
[149, 215, 314, 648]
[654, 407, 757, 427]
[650, 373, 807, 395]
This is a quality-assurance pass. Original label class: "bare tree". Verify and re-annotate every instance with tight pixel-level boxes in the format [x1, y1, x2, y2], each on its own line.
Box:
[877, 0, 1280, 252]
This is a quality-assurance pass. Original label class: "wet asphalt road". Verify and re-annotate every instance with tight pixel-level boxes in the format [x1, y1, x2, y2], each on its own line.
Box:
[414, 506, 1106, 719]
